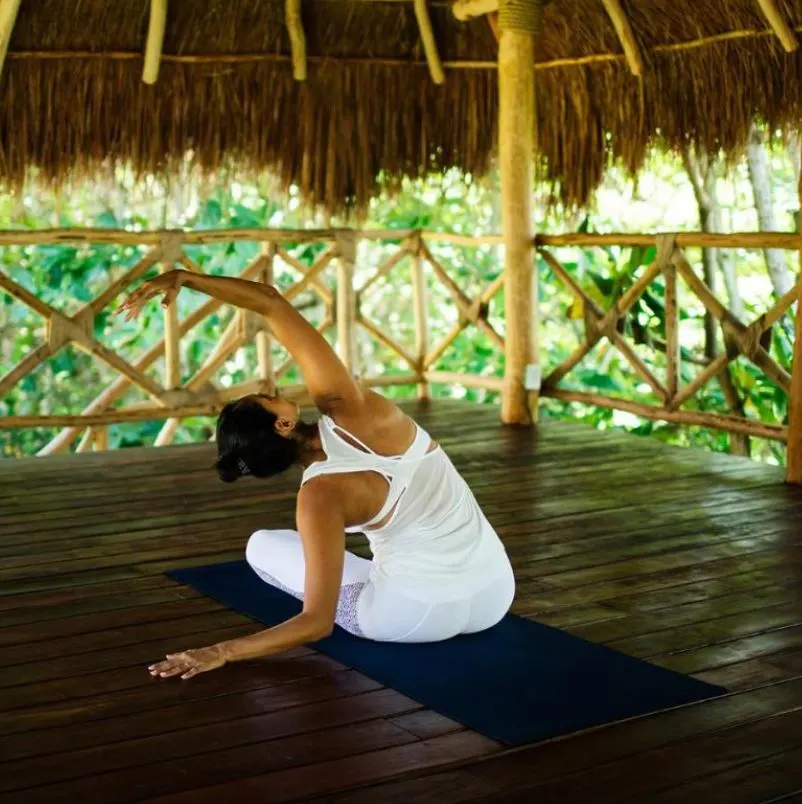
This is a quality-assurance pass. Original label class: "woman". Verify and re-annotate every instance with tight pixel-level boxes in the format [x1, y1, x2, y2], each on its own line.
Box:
[118, 268, 515, 681]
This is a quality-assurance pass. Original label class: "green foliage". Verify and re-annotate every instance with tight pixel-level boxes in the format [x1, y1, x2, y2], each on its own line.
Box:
[0, 162, 796, 466]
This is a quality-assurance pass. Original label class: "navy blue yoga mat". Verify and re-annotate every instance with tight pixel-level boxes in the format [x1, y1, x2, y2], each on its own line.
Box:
[167, 560, 726, 745]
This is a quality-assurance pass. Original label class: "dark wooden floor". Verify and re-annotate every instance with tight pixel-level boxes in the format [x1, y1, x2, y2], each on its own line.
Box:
[2, 401, 802, 803]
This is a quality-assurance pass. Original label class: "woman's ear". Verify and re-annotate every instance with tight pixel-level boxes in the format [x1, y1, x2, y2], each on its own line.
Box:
[274, 417, 296, 437]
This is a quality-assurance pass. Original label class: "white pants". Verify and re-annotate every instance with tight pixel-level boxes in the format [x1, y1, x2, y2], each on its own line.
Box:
[245, 529, 515, 643]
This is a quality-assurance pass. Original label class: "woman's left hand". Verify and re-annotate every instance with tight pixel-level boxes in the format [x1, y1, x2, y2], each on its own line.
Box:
[149, 644, 227, 680]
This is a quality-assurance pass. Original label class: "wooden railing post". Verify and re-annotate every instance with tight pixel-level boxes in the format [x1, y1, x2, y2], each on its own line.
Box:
[498, 0, 541, 424]
[336, 232, 358, 376]
[412, 237, 430, 399]
[256, 243, 277, 394]
[787, 159, 802, 482]
[154, 233, 183, 447]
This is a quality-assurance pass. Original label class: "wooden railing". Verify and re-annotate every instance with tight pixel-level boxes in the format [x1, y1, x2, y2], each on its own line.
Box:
[1, 227, 799, 462]
[0, 228, 507, 455]
[537, 233, 800, 444]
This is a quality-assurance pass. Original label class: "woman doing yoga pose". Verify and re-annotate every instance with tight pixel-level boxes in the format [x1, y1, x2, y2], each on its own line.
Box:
[118, 269, 515, 680]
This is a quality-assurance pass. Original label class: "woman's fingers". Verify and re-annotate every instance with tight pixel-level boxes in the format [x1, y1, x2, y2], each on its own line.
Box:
[149, 656, 190, 678]
[181, 666, 202, 681]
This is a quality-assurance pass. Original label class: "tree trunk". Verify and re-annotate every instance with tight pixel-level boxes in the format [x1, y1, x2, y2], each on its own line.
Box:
[682, 147, 750, 457]
[746, 124, 795, 297]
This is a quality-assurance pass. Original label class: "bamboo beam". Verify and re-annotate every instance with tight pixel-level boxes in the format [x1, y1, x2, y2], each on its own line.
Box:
[0, 0, 21, 80]
[498, 0, 539, 424]
[357, 314, 418, 370]
[600, 0, 644, 76]
[93, 426, 109, 451]
[85, 247, 161, 315]
[11, 24, 802, 73]
[38, 256, 267, 455]
[1, 228, 801, 250]
[412, 248, 430, 399]
[76, 428, 94, 454]
[336, 233, 358, 374]
[421, 244, 505, 349]
[0, 343, 51, 399]
[285, 0, 307, 81]
[663, 260, 680, 404]
[755, 0, 798, 52]
[423, 271, 505, 369]
[452, 0, 498, 20]
[356, 245, 412, 298]
[276, 247, 334, 304]
[543, 389, 788, 442]
[142, 0, 168, 84]
[426, 371, 505, 392]
[284, 244, 338, 302]
[414, 0, 445, 84]
[256, 245, 277, 394]
[537, 232, 802, 249]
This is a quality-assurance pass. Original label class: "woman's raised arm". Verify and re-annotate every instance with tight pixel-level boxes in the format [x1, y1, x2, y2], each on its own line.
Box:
[117, 270, 363, 413]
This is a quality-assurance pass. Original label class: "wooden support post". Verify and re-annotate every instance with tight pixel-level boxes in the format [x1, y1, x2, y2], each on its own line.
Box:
[755, 0, 798, 53]
[336, 233, 358, 376]
[663, 259, 680, 405]
[155, 234, 182, 447]
[788, 154, 802, 483]
[412, 242, 430, 400]
[256, 243, 277, 394]
[142, 0, 168, 84]
[0, 0, 21, 80]
[600, 0, 644, 76]
[286, 0, 307, 81]
[499, 0, 541, 424]
[414, 0, 445, 84]
[788, 282, 802, 482]
[93, 426, 109, 452]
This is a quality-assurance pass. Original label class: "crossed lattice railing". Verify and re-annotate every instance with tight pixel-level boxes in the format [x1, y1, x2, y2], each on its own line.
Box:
[0, 228, 507, 455]
[2, 227, 800, 458]
[537, 232, 801, 444]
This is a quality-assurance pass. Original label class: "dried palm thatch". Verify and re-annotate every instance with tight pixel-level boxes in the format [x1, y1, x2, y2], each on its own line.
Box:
[0, 0, 801, 214]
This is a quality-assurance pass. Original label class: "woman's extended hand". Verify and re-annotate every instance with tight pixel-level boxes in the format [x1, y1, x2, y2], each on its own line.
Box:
[148, 644, 227, 680]
[117, 270, 186, 321]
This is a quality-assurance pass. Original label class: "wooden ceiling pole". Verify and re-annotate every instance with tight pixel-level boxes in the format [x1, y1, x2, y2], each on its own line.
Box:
[498, 0, 543, 425]
[0, 0, 22, 81]
[453, 0, 498, 20]
[414, 0, 445, 84]
[286, 0, 307, 80]
[755, 0, 798, 52]
[142, 0, 167, 84]
[600, 0, 644, 76]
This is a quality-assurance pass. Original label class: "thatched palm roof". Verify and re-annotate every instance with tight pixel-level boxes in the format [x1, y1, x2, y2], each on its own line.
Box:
[1, 0, 800, 213]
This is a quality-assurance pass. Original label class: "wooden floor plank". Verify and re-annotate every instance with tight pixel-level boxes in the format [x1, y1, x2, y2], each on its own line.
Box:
[2, 400, 801, 802]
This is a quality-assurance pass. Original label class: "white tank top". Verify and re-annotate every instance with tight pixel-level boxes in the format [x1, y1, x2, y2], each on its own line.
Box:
[301, 415, 511, 602]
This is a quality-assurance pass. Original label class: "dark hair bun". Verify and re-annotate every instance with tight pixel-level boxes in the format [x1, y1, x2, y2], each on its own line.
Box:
[215, 453, 242, 483]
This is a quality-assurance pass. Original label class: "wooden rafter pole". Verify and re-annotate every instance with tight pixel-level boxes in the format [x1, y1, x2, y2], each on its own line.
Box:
[285, 0, 307, 81]
[142, 0, 168, 84]
[414, 0, 445, 84]
[499, 0, 541, 425]
[0, 0, 21, 80]
[755, 0, 798, 53]
[452, 0, 498, 21]
[600, 0, 644, 76]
